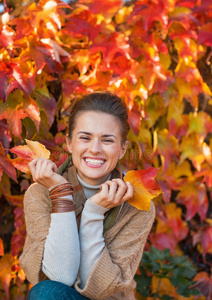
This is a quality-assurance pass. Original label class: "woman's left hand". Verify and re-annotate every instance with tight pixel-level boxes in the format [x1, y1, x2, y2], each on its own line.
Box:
[89, 178, 133, 209]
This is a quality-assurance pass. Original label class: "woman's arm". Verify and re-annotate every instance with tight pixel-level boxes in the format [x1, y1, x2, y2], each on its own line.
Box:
[79, 199, 108, 288]
[20, 158, 80, 286]
[75, 201, 155, 299]
[41, 199, 80, 286]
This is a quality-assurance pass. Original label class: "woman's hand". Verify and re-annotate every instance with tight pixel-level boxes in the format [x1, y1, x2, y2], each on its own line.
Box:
[89, 178, 133, 209]
[28, 158, 68, 189]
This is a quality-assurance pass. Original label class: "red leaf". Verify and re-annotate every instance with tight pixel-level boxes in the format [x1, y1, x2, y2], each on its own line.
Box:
[0, 70, 8, 102]
[0, 25, 15, 52]
[0, 119, 11, 150]
[79, 0, 122, 19]
[34, 92, 57, 127]
[10, 139, 50, 174]
[0, 238, 4, 256]
[0, 93, 40, 138]
[0, 143, 17, 182]
[157, 129, 179, 172]
[198, 23, 212, 46]
[11, 207, 26, 256]
[196, 163, 212, 188]
[152, 202, 188, 252]
[65, 10, 101, 40]
[128, 103, 141, 135]
[177, 182, 208, 222]
[193, 272, 212, 300]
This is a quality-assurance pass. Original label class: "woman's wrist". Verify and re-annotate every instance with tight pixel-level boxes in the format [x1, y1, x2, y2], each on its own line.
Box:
[49, 182, 75, 214]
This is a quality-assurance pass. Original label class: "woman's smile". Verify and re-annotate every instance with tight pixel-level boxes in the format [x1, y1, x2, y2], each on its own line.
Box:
[83, 157, 106, 167]
[66, 111, 127, 185]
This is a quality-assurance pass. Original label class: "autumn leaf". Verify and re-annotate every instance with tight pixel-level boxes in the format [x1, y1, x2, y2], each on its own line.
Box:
[198, 23, 212, 47]
[151, 202, 189, 252]
[10, 139, 50, 174]
[79, 0, 122, 19]
[176, 182, 208, 222]
[0, 142, 17, 182]
[0, 238, 4, 256]
[0, 91, 40, 138]
[124, 167, 161, 212]
[157, 129, 179, 172]
[0, 254, 13, 299]
[193, 272, 212, 300]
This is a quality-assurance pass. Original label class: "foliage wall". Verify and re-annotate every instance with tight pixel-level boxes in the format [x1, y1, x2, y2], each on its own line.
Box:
[0, 0, 211, 299]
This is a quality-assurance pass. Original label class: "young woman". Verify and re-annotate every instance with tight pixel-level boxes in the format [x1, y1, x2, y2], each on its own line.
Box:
[20, 91, 155, 300]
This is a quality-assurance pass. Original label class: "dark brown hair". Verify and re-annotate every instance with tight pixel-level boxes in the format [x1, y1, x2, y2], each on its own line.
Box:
[68, 91, 130, 144]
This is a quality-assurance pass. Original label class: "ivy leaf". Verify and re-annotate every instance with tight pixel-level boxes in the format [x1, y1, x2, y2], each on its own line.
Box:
[124, 167, 161, 211]
[41, 38, 70, 64]
[196, 162, 212, 188]
[0, 142, 17, 182]
[10, 139, 50, 174]
[151, 203, 188, 252]
[193, 272, 212, 300]
[0, 25, 15, 54]
[0, 91, 40, 138]
[157, 129, 179, 172]
[11, 207, 26, 257]
[0, 254, 13, 299]
[198, 23, 212, 46]
[177, 182, 208, 222]
[79, 0, 122, 19]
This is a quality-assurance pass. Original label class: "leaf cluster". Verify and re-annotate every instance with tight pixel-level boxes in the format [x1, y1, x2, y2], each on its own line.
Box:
[0, 0, 211, 299]
[135, 246, 201, 299]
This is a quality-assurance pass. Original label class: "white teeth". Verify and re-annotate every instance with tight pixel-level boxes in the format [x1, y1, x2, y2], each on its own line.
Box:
[85, 158, 105, 165]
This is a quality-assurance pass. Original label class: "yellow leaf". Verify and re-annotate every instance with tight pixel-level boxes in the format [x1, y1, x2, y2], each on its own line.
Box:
[124, 168, 161, 212]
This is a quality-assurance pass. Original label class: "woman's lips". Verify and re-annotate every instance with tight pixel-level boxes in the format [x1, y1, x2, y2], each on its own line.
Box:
[83, 157, 106, 167]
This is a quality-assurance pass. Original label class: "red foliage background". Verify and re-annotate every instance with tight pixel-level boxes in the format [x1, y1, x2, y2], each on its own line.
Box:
[0, 0, 211, 299]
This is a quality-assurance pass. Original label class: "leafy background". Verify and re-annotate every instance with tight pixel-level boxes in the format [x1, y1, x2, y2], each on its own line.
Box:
[0, 0, 211, 299]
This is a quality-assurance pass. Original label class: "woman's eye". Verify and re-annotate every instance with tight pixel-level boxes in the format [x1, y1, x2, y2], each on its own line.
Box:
[80, 136, 90, 141]
[103, 139, 114, 143]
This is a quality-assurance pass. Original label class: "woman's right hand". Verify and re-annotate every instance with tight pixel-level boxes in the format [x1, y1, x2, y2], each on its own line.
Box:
[28, 158, 68, 189]
[89, 178, 133, 209]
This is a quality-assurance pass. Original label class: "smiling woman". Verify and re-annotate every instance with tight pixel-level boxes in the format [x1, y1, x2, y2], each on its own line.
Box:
[19, 91, 155, 300]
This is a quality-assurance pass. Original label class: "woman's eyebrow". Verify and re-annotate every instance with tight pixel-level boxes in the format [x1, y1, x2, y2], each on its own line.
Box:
[77, 131, 92, 135]
[102, 134, 117, 139]
[77, 131, 117, 139]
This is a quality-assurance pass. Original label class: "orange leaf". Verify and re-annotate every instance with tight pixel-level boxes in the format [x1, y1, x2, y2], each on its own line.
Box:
[10, 139, 50, 174]
[124, 167, 161, 212]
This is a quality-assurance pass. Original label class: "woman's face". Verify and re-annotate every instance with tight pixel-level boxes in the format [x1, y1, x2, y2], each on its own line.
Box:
[66, 111, 127, 185]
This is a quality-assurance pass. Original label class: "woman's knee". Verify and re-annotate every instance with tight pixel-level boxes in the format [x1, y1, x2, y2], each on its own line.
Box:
[27, 280, 89, 300]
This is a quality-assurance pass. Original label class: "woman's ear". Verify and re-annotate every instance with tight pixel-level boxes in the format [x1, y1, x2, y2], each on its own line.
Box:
[66, 135, 72, 153]
[119, 141, 130, 159]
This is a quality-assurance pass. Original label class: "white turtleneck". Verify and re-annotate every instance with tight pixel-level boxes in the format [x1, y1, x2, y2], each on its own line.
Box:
[41, 174, 110, 288]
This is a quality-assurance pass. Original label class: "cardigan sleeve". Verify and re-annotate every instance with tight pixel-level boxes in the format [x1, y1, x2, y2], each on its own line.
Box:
[74, 202, 155, 299]
[19, 183, 52, 285]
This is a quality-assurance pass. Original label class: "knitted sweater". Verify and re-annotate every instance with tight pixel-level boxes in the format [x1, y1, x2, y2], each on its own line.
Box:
[19, 163, 155, 300]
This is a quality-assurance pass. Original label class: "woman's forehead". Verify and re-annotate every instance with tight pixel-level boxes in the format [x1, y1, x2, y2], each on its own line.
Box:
[74, 111, 122, 135]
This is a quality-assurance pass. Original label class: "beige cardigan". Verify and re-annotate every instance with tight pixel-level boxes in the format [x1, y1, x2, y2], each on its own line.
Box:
[20, 163, 155, 300]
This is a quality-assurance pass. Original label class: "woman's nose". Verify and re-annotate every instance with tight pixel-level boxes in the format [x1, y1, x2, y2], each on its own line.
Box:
[89, 139, 102, 153]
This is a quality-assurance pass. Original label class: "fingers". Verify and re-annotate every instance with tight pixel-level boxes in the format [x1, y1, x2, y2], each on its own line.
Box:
[28, 158, 66, 188]
[122, 182, 133, 202]
[100, 179, 133, 207]
[29, 158, 56, 180]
